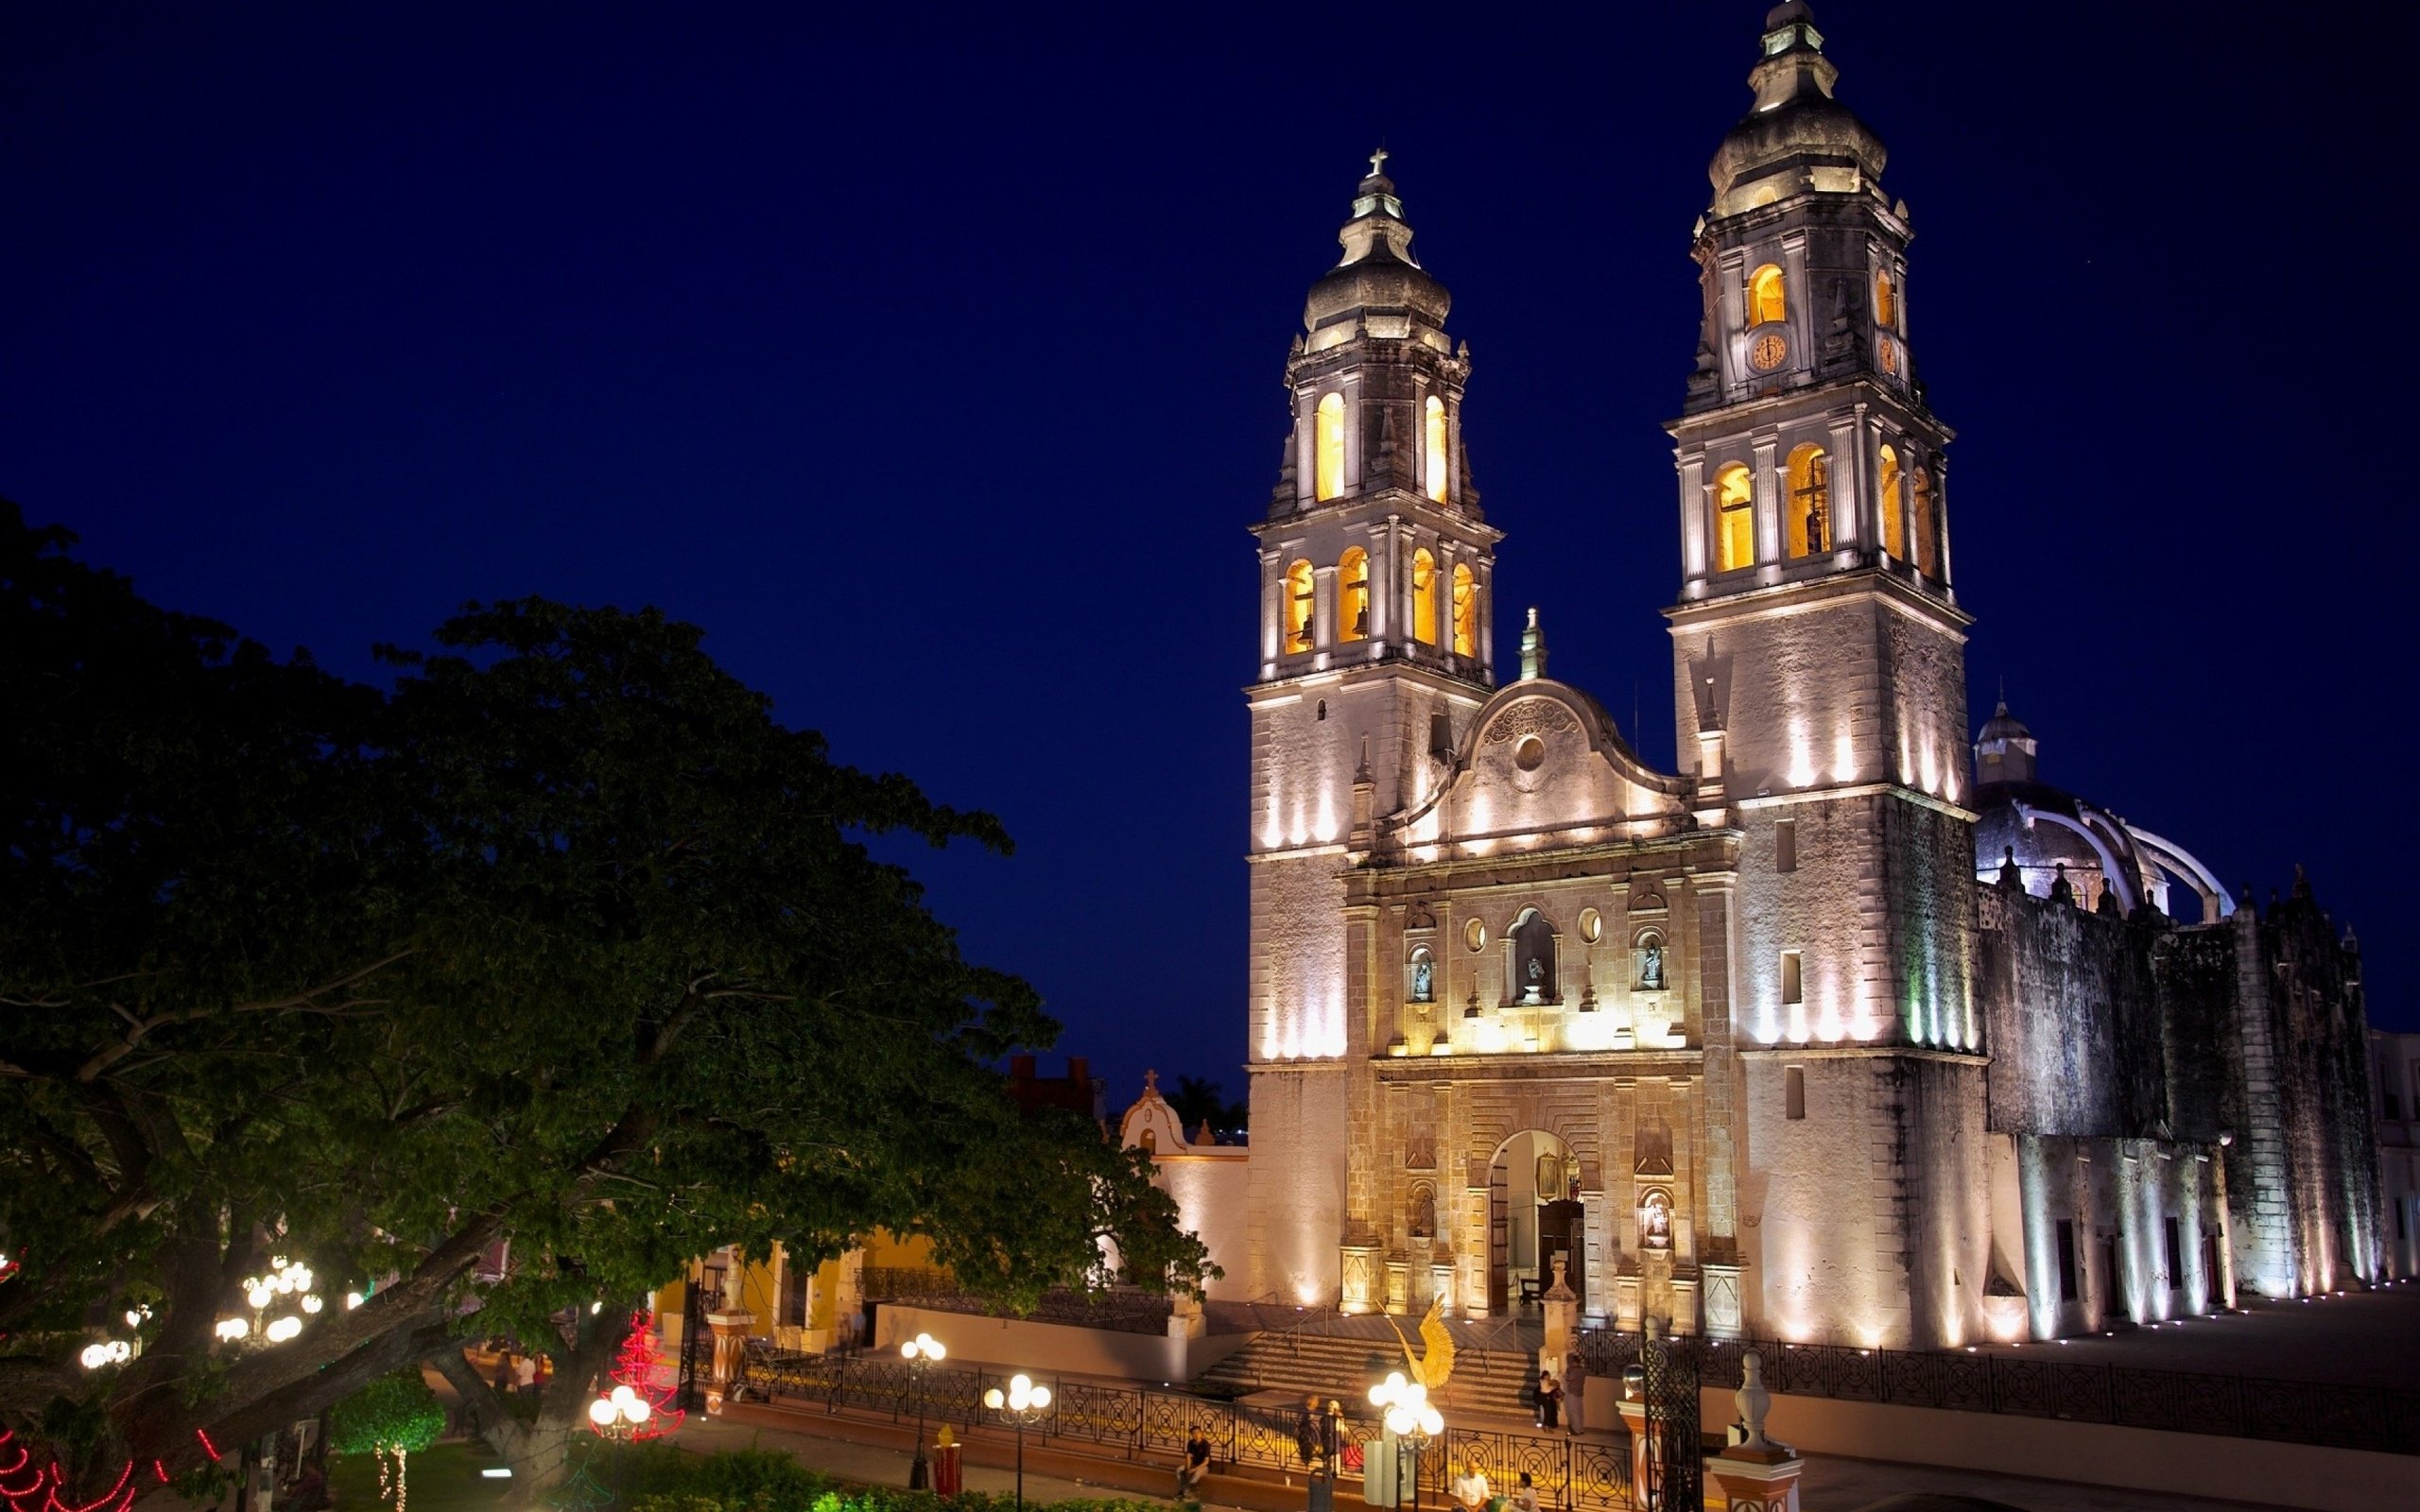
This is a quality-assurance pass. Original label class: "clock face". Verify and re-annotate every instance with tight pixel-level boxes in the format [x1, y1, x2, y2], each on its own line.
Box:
[1749, 332, 1788, 371]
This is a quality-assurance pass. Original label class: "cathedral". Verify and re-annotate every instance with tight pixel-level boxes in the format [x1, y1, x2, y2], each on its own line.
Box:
[1143, 4, 2383, 1350]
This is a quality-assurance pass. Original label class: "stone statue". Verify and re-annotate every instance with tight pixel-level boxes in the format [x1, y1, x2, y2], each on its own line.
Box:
[1412, 957, 1433, 1003]
[1639, 943, 1665, 990]
[1640, 1193, 1671, 1248]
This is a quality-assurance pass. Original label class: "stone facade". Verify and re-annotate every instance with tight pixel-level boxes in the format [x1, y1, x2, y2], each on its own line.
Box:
[1125, 4, 2384, 1348]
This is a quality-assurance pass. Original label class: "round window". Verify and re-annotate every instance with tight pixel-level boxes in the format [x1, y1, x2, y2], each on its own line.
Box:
[1578, 907, 1603, 944]
[1514, 735, 1547, 771]
[1463, 918, 1487, 953]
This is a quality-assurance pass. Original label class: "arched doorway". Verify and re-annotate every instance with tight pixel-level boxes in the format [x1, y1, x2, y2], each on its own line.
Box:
[1485, 1130, 1582, 1314]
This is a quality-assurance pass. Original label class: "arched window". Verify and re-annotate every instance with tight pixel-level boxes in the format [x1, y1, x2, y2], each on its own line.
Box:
[1339, 547, 1370, 643]
[1876, 445, 1904, 559]
[1714, 463, 1755, 572]
[1875, 271, 1897, 328]
[1315, 393, 1347, 502]
[1284, 558, 1316, 652]
[1510, 909, 1557, 1005]
[1408, 946, 1435, 1004]
[1424, 396, 1449, 504]
[1749, 264, 1787, 326]
[1785, 444, 1831, 558]
[1451, 562, 1478, 657]
[1410, 549, 1439, 645]
[1910, 468, 1938, 575]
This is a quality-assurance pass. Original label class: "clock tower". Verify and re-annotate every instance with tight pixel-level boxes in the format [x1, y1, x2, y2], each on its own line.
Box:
[1665, 3, 1988, 1349]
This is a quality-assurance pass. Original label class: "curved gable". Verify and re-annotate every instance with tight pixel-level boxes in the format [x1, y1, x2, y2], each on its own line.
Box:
[1398, 679, 1688, 850]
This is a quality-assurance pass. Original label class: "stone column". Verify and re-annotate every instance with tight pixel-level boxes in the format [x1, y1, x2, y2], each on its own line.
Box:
[1540, 1254, 1579, 1376]
[1613, 1374, 1651, 1509]
[1704, 1351, 1802, 1511]
[704, 1310, 755, 1412]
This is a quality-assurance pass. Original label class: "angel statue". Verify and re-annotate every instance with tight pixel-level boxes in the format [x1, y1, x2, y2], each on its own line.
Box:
[1382, 1296, 1459, 1397]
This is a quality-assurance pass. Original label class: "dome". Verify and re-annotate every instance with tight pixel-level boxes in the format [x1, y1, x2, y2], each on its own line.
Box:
[1707, 3, 1889, 216]
[1303, 164, 1451, 335]
[1977, 700, 2032, 747]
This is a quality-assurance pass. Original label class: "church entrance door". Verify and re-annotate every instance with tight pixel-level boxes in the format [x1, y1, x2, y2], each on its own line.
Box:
[1481, 1130, 1575, 1316]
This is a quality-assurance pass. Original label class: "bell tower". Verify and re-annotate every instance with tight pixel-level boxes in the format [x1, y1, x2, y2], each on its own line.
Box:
[1241, 156, 1499, 1305]
[1665, 5, 1987, 1349]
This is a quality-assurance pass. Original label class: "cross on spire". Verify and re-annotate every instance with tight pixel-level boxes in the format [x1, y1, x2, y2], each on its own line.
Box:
[1367, 146, 1389, 177]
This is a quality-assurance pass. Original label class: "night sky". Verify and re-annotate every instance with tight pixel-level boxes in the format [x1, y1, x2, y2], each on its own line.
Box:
[7, 3, 2413, 1108]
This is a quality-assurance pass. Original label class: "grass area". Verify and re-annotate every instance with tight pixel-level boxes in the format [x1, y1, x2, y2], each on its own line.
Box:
[328, 1442, 515, 1512]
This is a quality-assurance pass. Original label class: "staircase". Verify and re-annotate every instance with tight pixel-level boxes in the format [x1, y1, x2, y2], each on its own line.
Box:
[1192, 1331, 1538, 1423]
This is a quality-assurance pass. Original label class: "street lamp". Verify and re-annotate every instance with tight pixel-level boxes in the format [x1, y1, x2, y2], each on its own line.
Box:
[900, 1332, 947, 1489]
[1368, 1372, 1443, 1512]
[980, 1372, 1053, 1512]
[588, 1385, 653, 1440]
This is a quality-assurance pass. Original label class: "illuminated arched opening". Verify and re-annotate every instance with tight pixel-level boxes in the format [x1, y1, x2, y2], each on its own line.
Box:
[1284, 558, 1316, 652]
[1714, 463, 1754, 572]
[1785, 444, 1831, 558]
[1451, 562, 1478, 657]
[1911, 468, 1938, 576]
[1408, 945, 1435, 1005]
[1424, 396, 1449, 504]
[1877, 445, 1904, 559]
[1749, 264, 1787, 326]
[1315, 393, 1347, 502]
[1410, 549, 1439, 645]
[1339, 546, 1370, 643]
[1875, 271, 1897, 327]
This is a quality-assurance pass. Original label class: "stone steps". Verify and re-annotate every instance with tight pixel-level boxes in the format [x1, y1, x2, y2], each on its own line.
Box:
[1193, 1331, 1540, 1423]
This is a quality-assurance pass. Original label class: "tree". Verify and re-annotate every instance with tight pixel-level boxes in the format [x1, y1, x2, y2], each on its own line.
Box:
[327, 1371, 445, 1512]
[1167, 1077, 1247, 1141]
[0, 505, 1213, 1501]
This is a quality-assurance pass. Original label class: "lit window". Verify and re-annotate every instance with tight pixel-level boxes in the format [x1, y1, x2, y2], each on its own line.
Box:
[1875, 271, 1896, 327]
[1910, 467, 1938, 575]
[1714, 463, 1754, 572]
[1424, 396, 1449, 504]
[1786, 445, 1830, 558]
[1877, 445, 1904, 559]
[1450, 563, 1477, 657]
[1749, 264, 1787, 326]
[1411, 549, 1439, 645]
[1285, 558, 1315, 652]
[1339, 547, 1370, 643]
[1315, 393, 1347, 502]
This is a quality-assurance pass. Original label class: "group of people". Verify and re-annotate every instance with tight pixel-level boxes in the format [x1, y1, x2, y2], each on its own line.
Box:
[1450, 1464, 1542, 1512]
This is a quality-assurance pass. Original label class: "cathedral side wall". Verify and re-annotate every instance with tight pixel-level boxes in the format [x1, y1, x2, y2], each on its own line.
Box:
[1742, 1053, 1887, 1343]
[1242, 1065, 1347, 1306]
[1975, 884, 2163, 1138]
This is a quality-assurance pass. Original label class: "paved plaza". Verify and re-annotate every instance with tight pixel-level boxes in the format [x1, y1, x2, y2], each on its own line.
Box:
[1958, 1282, 2420, 1387]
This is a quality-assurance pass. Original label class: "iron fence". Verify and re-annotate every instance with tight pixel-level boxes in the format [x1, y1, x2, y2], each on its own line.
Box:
[1576, 1328, 2420, 1455]
[736, 1343, 1631, 1510]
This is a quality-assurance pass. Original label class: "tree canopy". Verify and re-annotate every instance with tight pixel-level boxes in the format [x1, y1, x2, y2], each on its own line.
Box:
[0, 503, 1210, 1493]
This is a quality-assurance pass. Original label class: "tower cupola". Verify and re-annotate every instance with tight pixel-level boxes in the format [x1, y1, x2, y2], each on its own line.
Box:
[1710, 2, 1889, 218]
[1975, 698, 2039, 786]
[1304, 151, 1452, 348]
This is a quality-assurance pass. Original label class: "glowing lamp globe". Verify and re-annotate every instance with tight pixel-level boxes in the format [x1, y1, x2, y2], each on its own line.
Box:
[626, 1398, 651, 1423]
[589, 1399, 617, 1427]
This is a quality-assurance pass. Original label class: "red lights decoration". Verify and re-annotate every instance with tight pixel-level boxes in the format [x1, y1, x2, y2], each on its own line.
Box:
[600, 1310, 683, 1439]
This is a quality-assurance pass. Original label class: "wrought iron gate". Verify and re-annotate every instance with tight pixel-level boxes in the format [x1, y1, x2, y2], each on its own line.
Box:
[1639, 1330, 1701, 1512]
[676, 1280, 707, 1412]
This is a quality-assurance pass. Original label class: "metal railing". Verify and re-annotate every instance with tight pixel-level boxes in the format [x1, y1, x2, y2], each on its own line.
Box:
[1574, 1328, 2420, 1455]
[735, 1343, 1633, 1509]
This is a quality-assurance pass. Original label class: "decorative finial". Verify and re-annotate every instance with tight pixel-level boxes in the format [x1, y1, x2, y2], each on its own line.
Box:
[1519, 607, 1548, 681]
[1368, 145, 1389, 178]
[1996, 676, 2007, 717]
[1143, 1068, 1159, 1095]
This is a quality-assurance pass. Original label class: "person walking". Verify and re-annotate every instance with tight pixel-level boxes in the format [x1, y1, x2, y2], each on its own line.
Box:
[1295, 1394, 1322, 1469]
[1561, 1353, 1585, 1435]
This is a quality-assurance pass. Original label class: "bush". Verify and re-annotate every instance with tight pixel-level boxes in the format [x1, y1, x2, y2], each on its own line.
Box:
[327, 1371, 446, 1456]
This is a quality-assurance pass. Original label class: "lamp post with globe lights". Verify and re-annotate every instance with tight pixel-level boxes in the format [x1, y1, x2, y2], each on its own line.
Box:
[980, 1373, 1052, 1512]
[899, 1332, 947, 1489]
[1368, 1372, 1443, 1512]
[588, 1384, 653, 1440]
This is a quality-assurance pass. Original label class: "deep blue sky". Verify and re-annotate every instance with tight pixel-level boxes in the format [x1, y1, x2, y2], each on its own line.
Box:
[6, 3, 2413, 1105]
